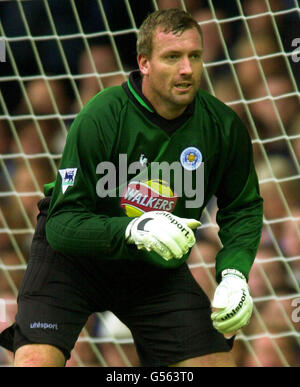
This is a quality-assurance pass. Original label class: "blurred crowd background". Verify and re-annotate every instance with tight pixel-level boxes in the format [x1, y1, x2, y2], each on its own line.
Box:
[0, 0, 299, 367]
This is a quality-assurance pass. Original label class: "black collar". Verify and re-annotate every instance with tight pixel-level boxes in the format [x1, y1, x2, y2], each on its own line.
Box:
[122, 71, 195, 136]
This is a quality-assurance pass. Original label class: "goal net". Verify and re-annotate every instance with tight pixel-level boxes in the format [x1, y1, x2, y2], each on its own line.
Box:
[0, 0, 299, 367]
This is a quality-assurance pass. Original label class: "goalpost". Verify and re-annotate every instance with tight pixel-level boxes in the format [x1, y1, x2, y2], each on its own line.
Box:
[0, 0, 299, 367]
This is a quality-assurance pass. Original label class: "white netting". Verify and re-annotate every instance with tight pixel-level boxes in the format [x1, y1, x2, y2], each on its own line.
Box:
[0, 0, 299, 367]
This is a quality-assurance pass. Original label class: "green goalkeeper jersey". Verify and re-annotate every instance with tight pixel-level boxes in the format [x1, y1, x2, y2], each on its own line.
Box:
[45, 71, 263, 281]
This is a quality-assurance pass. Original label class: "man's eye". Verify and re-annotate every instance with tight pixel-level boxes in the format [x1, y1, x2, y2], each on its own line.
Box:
[167, 55, 179, 60]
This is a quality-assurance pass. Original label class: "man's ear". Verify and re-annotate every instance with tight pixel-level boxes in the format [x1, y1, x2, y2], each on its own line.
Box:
[137, 54, 150, 76]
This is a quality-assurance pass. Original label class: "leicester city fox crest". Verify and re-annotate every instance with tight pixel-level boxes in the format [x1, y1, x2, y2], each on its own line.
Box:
[180, 147, 202, 171]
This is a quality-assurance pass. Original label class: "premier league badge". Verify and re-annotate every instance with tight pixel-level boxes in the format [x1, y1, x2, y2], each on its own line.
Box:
[59, 168, 78, 193]
[180, 147, 202, 171]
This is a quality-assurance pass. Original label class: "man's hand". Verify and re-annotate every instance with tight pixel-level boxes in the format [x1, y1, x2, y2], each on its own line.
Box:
[125, 211, 200, 261]
[211, 269, 253, 336]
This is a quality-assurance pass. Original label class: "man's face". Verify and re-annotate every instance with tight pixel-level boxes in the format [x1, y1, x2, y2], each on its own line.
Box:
[138, 27, 203, 119]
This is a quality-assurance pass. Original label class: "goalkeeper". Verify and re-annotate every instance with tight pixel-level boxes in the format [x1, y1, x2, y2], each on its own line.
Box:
[0, 9, 263, 367]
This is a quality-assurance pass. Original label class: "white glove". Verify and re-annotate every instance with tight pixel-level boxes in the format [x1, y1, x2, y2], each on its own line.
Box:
[125, 211, 200, 261]
[211, 269, 253, 335]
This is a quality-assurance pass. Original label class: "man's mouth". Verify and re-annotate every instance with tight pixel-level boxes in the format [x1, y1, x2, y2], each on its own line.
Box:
[174, 82, 193, 91]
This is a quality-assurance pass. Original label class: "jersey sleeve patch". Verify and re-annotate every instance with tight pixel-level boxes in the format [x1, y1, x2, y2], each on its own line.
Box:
[59, 168, 78, 193]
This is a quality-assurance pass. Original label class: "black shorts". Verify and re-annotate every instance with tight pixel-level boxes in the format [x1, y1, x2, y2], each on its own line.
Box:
[0, 198, 233, 366]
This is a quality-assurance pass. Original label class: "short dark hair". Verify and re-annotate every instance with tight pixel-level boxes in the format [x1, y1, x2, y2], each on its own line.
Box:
[137, 8, 203, 58]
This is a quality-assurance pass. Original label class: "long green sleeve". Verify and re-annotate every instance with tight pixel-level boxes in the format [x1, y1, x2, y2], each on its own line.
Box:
[214, 115, 263, 282]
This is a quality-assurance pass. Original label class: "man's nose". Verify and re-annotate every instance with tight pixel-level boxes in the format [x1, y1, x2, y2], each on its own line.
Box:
[179, 57, 192, 75]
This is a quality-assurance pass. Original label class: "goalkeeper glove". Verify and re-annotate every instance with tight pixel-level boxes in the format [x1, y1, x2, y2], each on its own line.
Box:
[211, 269, 253, 335]
[125, 211, 200, 261]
